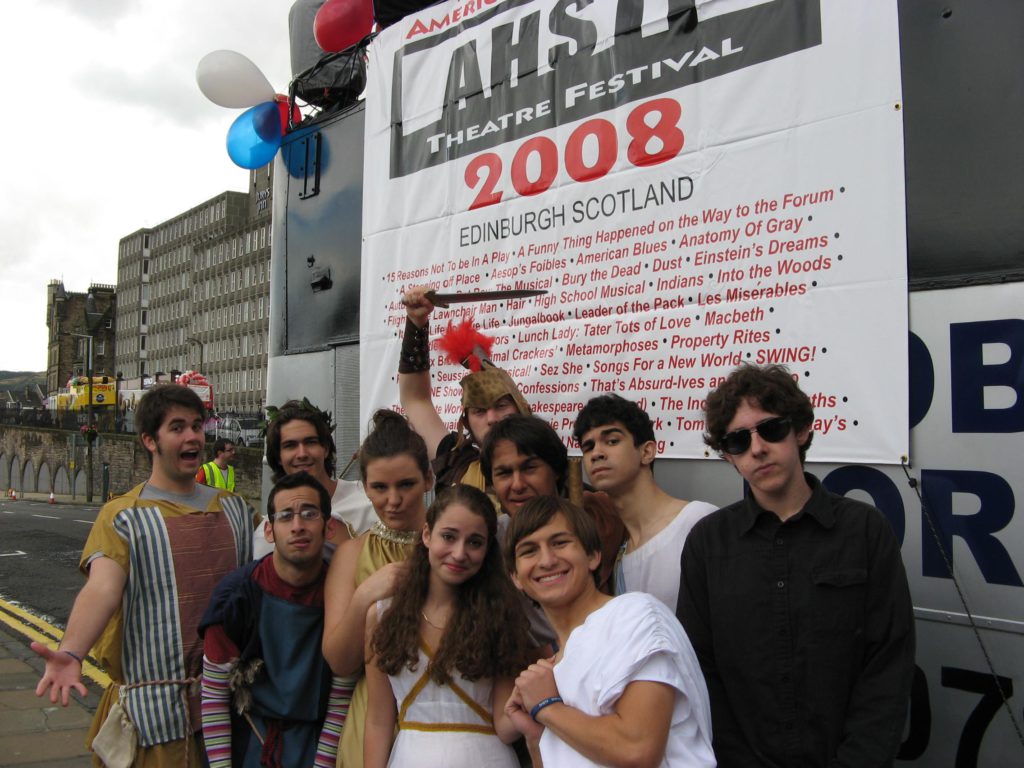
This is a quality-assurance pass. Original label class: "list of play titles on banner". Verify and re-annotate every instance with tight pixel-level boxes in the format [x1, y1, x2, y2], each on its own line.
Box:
[381, 181, 846, 453]
[362, 0, 908, 462]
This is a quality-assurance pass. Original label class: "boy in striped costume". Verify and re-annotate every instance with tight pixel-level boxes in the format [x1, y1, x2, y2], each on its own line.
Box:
[33, 384, 257, 766]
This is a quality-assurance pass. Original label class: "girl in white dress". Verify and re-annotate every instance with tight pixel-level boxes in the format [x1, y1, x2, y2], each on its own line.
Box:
[364, 485, 533, 768]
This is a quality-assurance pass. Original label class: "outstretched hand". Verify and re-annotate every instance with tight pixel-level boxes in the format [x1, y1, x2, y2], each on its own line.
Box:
[31, 642, 87, 706]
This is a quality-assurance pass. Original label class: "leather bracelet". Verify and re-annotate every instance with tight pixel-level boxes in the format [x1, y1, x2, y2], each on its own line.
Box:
[530, 696, 563, 722]
[62, 649, 84, 665]
[398, 318, 431, 373]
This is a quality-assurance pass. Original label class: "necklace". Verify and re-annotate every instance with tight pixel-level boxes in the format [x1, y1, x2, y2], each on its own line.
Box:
[371, 519, 419, 545]
[421, 609, 449, 630]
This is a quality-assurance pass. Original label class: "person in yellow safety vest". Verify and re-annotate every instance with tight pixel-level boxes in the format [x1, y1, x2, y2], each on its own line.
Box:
[197, 438, 237, 492]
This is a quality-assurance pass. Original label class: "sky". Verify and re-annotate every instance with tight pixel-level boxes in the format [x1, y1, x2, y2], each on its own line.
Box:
[0, 0, 294, 372]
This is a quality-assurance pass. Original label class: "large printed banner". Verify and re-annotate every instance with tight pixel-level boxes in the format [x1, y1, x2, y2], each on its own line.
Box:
[360, 0, 908, 462]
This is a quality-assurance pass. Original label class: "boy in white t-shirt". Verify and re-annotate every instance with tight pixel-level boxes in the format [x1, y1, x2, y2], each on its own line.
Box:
[502, 495, 714, 768]
[574, 395, 717, 608]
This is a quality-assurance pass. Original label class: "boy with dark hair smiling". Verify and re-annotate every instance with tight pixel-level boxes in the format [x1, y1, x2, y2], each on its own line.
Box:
[574, 394, 716, 608]
[678, 364, 915, 767]
[503, 496, 714, 768]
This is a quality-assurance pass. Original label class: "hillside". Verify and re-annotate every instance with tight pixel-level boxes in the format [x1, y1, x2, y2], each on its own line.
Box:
[0, 371, 46, 393]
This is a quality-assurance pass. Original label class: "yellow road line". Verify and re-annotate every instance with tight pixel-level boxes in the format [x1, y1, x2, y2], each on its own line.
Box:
[0, 597, 111, 688]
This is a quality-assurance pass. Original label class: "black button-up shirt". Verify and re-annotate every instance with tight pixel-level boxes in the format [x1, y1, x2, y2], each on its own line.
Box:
[677, 473, 915, 767]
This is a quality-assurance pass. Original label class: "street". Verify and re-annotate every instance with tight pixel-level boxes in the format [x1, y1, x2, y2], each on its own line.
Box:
[0, 499, 96, 626]
[0, 498, 101, 767]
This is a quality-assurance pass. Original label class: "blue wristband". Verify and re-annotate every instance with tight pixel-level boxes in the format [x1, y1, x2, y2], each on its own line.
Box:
[62, 649, 83, 665]
[530, 696, 563, 722]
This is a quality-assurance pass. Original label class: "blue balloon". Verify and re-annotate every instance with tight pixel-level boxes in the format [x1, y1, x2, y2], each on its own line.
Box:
[226, 101, 282, 169]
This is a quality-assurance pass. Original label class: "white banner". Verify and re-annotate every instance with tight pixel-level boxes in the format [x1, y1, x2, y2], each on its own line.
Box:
[360, 0, 908, 462]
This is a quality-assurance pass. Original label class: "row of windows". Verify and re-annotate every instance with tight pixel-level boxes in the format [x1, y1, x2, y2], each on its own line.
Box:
[152, 199, 228, 248]
[193, 296, 267, 332]
[197, 225, 270, 270]
[203, 330, 267, 362]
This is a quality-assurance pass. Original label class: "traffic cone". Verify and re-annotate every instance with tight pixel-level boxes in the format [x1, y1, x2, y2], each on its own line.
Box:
[49, 492, 55, 504]
[10, 489, 16, 501]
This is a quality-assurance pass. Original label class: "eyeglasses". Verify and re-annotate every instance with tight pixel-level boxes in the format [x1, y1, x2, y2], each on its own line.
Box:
[720, 417, 792, 455]
[269, 507, 324, 523]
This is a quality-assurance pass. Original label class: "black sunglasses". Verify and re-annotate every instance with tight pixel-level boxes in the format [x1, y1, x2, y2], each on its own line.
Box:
[720, 417, 793, 455]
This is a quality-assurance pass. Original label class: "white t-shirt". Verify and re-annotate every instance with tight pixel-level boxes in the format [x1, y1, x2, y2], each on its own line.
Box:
[252, 479, 378, 560]
[540, 592, 715, 768]
[618, 500, 718, 609]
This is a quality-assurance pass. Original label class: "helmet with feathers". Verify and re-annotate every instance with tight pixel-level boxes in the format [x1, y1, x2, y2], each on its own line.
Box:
[438, 319, 531, 445]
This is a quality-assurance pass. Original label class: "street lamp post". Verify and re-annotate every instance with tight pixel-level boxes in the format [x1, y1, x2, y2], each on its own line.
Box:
[64, 332, 95, 502]
[115, 372, 123, 432]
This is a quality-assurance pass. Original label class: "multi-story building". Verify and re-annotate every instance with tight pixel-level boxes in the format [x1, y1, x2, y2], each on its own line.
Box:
[45, 280, 117, 395]
[114, 166, 272, 413]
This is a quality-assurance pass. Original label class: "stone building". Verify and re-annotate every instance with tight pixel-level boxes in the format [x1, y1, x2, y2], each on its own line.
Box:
[45, 280, 117, 395]
[114, 166, 272, 413]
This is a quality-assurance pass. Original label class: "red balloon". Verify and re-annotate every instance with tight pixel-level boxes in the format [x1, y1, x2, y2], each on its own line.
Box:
[275, 94, 302, 133]
[314, 0, 374, 53]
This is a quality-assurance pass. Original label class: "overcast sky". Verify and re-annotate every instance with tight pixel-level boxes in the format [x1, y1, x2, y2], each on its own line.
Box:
[0, 0, 294, 372]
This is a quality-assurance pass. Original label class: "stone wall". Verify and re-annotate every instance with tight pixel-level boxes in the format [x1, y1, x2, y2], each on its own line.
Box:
[0, 424, 264, 503]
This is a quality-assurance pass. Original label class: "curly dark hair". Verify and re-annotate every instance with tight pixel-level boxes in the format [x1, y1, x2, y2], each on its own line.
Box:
[359, 409, 430, 481]
[371, 485, 532, 684]
[703, 363, 815, 463]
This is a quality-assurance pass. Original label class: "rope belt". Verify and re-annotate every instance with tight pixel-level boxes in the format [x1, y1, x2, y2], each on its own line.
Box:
[120, 676, 199, 767]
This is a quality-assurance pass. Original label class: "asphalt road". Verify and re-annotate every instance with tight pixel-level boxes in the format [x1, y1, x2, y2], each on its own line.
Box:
[0, 499, 97, 627]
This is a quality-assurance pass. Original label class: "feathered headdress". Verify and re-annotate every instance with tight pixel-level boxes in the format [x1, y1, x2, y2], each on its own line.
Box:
[437, 318, 494, 372]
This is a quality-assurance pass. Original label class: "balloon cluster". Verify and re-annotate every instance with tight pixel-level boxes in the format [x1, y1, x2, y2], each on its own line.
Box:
[196, 50, 299, 170]
[196, 1, 374, 169]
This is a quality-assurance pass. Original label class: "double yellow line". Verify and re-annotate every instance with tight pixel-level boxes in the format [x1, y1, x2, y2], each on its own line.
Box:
[0, 597, 111, 688]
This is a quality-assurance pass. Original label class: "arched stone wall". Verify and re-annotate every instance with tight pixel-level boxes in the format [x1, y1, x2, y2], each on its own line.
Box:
[0, 425, 263, 502]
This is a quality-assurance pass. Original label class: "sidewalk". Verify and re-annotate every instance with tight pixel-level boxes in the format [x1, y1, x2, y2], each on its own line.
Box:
[0, 625, 99, 767]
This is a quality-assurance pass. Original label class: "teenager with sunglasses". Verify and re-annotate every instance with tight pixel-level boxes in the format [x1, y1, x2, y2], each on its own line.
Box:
[677, 363, 915, 768]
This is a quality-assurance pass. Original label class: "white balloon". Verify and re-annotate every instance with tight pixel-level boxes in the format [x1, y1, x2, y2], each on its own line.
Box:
[196, 50, 276, 109]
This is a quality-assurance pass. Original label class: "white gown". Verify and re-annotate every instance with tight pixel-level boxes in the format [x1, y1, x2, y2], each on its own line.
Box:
[387, 644, 518, 768]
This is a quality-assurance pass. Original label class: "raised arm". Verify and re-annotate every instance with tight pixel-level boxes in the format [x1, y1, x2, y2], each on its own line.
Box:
[33, 556, 127, 705]
[516, 659, 676, 768]
[322, 536, 408, 675]
[398, 285, 448, 460]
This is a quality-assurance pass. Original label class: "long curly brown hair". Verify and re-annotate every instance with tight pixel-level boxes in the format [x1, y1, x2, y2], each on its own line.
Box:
[371, 485, 532, 684]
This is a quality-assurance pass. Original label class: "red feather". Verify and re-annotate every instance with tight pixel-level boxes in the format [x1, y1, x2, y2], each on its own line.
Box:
[438, 319, 495, 371]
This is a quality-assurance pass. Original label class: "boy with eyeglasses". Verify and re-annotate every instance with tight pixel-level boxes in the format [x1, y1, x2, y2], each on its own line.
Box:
[199, 472, 347, 767]
[677, 364, 915, 768]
